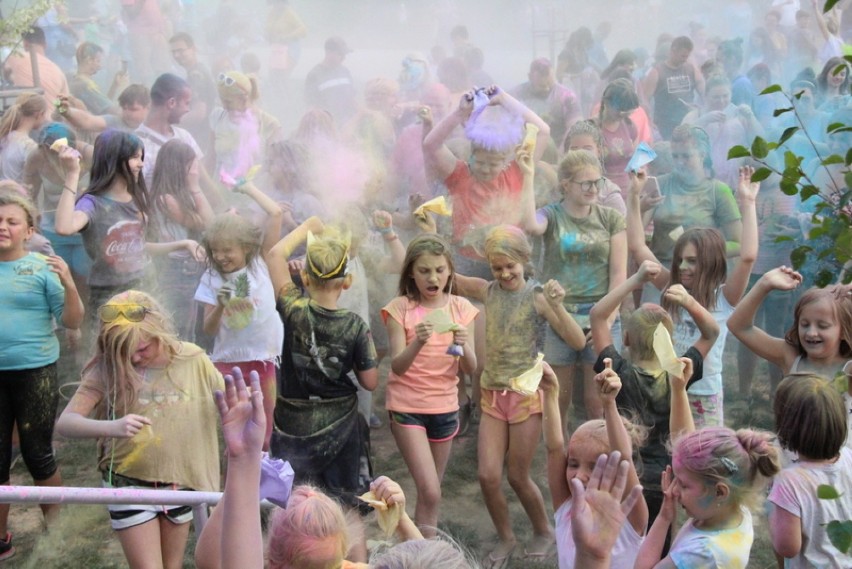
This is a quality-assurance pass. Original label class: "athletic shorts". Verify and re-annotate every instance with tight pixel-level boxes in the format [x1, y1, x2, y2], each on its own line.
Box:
[480, 388, 543, 424]
[388, 410, 459, 442]
[102, 472, 193, 530]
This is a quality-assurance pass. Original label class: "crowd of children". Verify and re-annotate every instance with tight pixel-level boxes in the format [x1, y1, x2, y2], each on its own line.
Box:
[0, 2, 851, 568]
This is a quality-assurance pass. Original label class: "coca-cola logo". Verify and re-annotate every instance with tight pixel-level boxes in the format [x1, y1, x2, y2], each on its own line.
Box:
[103, 220, 146, 273]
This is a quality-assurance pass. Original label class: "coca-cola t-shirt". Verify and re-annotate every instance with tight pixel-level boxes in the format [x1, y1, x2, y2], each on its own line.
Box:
[76, 194, 149, 287]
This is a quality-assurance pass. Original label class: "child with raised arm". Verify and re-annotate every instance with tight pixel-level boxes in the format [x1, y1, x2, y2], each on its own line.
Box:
[541, 358, 649, 569]
[194, 180, 284, 450]
[634, 426, 781, 569]
[453, 223, 585, 565]
[626, 165, 760, 426]
[267, 217, 378, 562]
[589, 260, 718, 537]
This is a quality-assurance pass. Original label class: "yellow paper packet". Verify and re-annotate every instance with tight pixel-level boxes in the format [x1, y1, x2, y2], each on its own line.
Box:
[522, 123, 539, 154]
[424, 309, 460, 334]
[358, 491, 402, 537]
[413, 196, 452, 219]
[50, 137, 69, 152]
[652, 323, 684, 378]
[509, 353, 545, 396]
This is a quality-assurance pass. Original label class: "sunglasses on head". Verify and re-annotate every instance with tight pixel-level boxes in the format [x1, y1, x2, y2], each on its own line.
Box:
[98, 304, 150, 323]
[217, 73, 236, 87]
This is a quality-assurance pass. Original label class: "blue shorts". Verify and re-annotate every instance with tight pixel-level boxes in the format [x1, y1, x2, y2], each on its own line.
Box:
[388, 410, 459, 442]
[544, 313, 622, 366]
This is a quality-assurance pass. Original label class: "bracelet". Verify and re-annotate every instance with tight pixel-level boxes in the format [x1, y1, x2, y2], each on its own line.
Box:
[63, 185, 77, 195]
[377, 226, 394, 235]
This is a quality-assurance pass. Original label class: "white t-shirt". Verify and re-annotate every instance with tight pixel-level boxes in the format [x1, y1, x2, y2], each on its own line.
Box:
[194, 258, 283, 363]
[554, 498, 643, 569]
[136, 123, 204, 187]
[672, 285, 734, 396]
[844, 392, 852, 451]
[769, 447, 852, 569]
[669, 508, 753, 569]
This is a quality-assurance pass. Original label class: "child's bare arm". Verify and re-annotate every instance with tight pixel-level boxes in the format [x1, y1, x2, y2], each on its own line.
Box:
[669, 357, 696, 438]
[727, 267, 802, 370]
[369, 475, 424, 542]
[355, 367, 378, 391]
[453, 273, 489, 303]
[541, 362, 571, 509]
[422, 92, 472, 180]
[634, 468, 679, 569]
[626, 173, 670, 290]
[235, 182, 283, 256]
[535, 280, 586, 350]
[664, 285, 719, 358]
[591, 260, 662, 353]
[596, 359, 648, 534]
[518, 145, 548, 236]
[373, 210, 406, 273]
[723, 166, 760, 306]
[268, 216, 324, 298]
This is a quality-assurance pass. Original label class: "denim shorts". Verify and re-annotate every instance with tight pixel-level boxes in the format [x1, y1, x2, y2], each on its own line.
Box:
[543, 306, 622, 366]
[388, 410, 459, 442]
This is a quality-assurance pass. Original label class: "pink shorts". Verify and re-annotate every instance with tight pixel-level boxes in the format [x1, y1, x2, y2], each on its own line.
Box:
[480, 389, 543, 424]
[214, 360, 278, 449]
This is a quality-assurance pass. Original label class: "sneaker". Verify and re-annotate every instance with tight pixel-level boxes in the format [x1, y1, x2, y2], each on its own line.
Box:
[0, 532, 15, 562]
[369, 414, 382, 429]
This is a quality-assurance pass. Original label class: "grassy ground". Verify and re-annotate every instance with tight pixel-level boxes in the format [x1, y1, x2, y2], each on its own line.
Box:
[4, 334, 781, 568]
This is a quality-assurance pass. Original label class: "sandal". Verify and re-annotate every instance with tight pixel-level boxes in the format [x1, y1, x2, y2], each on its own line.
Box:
[0, 532, 15, 562]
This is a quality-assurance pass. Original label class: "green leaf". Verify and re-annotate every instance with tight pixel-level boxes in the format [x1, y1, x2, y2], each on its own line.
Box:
[780, 177, 799, 195]
[784, 151, 803, 170]
[727, 145, 751, 160]
[824, 0, 841, 10]
[845, 148, 852, 166]
[816, 270, 838, 288]
[773, 107, 793, 118]
[828, 123, 852, 134]
[791, 246, 811, 269]
[778, 126, 799, 147]
[825, 520, 852, 554]
[750, 167, 772, 183]
[822, 154, 845, 166]
[751, 137, 769, 159]
[774, 235, 794, 243]
[760, 84, 783, 95]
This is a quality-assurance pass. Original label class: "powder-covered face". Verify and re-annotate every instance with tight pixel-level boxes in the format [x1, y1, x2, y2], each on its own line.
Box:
[128, 149, 144, 183]
[676, 242, 699, 289]
[0, 204, 34, 258]
[469, 148, 509, 182]
[706, 85, 731, 112]
[671, 140, 705, 183]
[411, 253, 450, 304]
[567, 134, 599, 157]
[131, 335, 162, 367]
[489, 253, 525, 292]
[672, 459, 715, 522]
[565, 427, 607, 487]
[211, 240, 249, 274]
[798, 298, 843, 361]
[562, 165, 602, 208]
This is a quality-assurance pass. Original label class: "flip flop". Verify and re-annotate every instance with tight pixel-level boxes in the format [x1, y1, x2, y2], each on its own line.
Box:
[483, 542, 516, 569]
[523, 537, 556, 562]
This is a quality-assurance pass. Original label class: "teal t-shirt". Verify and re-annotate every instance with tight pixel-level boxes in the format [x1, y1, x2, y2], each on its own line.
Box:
[0, 253, 65, 370]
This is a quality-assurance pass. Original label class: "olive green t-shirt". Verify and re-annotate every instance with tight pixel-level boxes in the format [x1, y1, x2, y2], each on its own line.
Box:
[540, 203, 626, 305]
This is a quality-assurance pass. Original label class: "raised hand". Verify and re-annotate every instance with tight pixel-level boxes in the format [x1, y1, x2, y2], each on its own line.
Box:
[370, 475, 407, 508]
[760, 266, 804, 291]
[594, 358, 622, 405]
[46, 255, 74, 288]
[737, 165, 760, 203]
[542, 279, 566, 306]
[636, 259, 663, 283]
[570, 451, 644, 562]
[540, 361, 559, 394]
[670, 357, 694, 393]
[663, 283, 693, 307]
[657, 466, 679, 524]
[215, 367, 265, 459]
[516, 146, 534, 177]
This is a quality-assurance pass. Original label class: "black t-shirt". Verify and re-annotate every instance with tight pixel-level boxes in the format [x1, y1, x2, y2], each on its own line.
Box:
[594, 344, 704, 491]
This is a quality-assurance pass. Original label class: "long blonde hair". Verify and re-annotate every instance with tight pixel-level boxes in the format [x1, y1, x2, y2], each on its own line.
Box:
[0, 92, 47, 139]
[82, 290, 180, 418]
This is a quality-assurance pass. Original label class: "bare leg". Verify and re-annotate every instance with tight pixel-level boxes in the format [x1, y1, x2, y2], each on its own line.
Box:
[391, 423, 452, 537]
[505, 415, 553, 548]
[115, 516, 190, 569]
[477, 414, 513, 545]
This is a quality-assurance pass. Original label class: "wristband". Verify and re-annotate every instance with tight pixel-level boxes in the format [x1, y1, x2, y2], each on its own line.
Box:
[63, 185, 77, 195]
[377, 226, 394, 235]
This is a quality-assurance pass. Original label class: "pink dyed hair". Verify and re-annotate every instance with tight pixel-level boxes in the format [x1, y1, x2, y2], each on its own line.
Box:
[267, 486, 349, 569]
[673, 427, 780, 511]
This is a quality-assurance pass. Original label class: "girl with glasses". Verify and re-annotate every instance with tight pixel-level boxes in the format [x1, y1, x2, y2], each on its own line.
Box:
[57, 289, 223, 569]
[521, 148, 628, 427]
